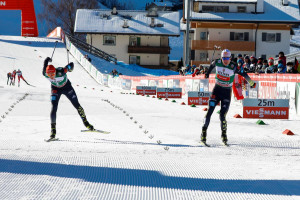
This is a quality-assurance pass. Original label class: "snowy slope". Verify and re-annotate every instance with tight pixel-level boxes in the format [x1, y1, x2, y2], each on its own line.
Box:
[0, 36, 300, 200]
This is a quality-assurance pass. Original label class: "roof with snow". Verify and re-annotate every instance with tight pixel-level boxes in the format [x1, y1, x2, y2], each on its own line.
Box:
[75, 9, 180, 36]
[190, 0, 300, 23]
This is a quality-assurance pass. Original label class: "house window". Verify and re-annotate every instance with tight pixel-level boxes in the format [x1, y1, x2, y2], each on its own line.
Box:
[230, 32, 249, 41]
[237, 6, 246, 13]
[262, 33, 281, 42]
[129, 36, 141, 46]
[202, 6, 214, 12]
[202, 6, 229, 13]
[103, 35, 116, 45]
[200, 32, 207, 40]
[129, 55, 140, 65]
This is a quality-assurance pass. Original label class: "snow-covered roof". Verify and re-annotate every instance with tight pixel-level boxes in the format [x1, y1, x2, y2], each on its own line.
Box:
[190, 0, 300, 23]
[152, 2, 174, 7]
[75, 9, 180, 36]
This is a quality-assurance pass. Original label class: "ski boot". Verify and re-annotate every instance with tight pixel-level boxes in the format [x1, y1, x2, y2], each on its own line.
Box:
[201, 127, 207, 143]
[84, 120, 94, 131]
[200, 127, 210, 147]
[221, 130, 229, 146]
[50, 123, 56, 139]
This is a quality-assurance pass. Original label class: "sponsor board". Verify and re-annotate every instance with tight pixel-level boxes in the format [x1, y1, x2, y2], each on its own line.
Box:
[187, 91, 210, 105]
[157, 87, 182, 98]
[136, 86, 157, 95]
[243, 98, 289, 119]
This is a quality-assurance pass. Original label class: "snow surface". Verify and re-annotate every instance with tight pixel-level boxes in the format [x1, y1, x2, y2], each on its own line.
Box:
[0, 36, 300, 199]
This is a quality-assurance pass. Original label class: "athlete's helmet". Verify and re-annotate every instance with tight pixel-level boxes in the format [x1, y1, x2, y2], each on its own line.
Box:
[46, 65, 56, 77]
[221, 49, 231, 58]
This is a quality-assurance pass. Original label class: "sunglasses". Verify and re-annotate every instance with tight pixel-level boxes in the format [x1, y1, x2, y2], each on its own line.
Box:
[222, 57, 230, 60]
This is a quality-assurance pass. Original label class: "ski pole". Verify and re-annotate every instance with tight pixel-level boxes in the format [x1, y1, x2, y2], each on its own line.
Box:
[51, 41, 58, 60]
[67, 49, 69, 63]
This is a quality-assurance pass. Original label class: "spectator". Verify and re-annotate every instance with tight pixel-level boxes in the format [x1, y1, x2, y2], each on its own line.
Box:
[249, 55, 257, 73]
[237, 54, 244, 62]
[286, 62, 298, 73]
[203, 67, 208, 74]
[110, 69, 119, 77]
[260, 59, 268, 73]
[84, 54, 92, 62]
[278, 51, 286, 66]
[236, 59, 244, 72]
[266, 57, 276, 73]
[277, 63, 286, 73]
[243, 55, 251, 72]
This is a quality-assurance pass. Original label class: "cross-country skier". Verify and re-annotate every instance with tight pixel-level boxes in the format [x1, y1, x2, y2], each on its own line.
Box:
[7, 72, 12, 85]
[16, 69, 30, 87]
[43, 57, 94, 140]
[201, 49, 256, 145]
[11, 70, 16, 86]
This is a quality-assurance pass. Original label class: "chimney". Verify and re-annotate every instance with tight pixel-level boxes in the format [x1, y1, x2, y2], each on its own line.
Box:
[150, 17, 155, 27]
[256, 0, 264, 13]
[112, 6, 118, 15]
[282, 0, 288, 6]
[122, 20, 129, 28]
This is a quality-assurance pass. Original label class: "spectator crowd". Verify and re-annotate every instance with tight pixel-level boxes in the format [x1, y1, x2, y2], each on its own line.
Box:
[179, 51, 300, 76]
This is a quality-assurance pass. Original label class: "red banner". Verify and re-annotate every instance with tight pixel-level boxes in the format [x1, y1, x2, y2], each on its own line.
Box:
[243, 107, 289, 119]
[0, 0, 38, 37]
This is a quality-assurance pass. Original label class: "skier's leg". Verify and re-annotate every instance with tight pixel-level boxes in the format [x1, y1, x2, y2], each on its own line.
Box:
[64, 86, 94, 130]
[219, 90, 232, 143]
[50, 90, 61, 138]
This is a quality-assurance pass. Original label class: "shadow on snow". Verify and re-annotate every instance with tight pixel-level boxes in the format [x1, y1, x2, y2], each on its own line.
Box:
[0, 158, 299, 196]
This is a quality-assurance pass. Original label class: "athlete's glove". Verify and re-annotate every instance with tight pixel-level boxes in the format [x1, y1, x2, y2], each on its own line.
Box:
[205, 73, 209, 79]
[45, 57, 52, 62]
[66, 62, 74, 72]
[250, 82, 256, 89]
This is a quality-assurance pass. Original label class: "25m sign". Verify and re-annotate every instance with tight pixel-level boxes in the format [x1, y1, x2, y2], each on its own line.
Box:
[157, 88, 182, 98]
[243, 98, 289, 119]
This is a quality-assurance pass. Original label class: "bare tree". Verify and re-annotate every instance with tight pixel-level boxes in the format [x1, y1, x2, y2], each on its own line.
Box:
[39, 0, 100, 35]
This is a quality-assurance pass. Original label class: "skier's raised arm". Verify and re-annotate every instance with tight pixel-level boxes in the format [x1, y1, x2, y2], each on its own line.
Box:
[43, 57, 52, 76]
[205, 61, 216, 78]
[64, 62, 74, 73]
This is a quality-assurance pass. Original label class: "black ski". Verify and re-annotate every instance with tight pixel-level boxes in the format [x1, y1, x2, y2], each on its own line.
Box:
[200, 141, 210, 147]
[44, 138, 59, 142]
[81, 129, 110, 134]
[222, 141, 230, 147]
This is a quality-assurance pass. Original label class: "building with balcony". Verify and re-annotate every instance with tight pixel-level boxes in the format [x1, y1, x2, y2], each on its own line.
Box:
[74, 8, 180, 69]
[182, 0, 300, 65]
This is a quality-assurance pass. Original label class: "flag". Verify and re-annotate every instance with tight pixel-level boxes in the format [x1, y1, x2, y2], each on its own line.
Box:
[295, 57, 300, 73]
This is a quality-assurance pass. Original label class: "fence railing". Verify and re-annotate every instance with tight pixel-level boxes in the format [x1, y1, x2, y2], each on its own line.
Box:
[64, 32, 117, 64]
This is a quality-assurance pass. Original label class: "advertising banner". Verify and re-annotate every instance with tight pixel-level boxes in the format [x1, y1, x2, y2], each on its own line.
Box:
[136, 86, 157, 95]
[187, 91, 211, 105]
[243, 98, 289, 119]
[157, 88, 182, 98]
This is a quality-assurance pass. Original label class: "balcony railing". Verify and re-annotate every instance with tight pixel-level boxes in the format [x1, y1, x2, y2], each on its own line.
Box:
[191, 40, 255, 51]
[128, 46, 170, 54]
